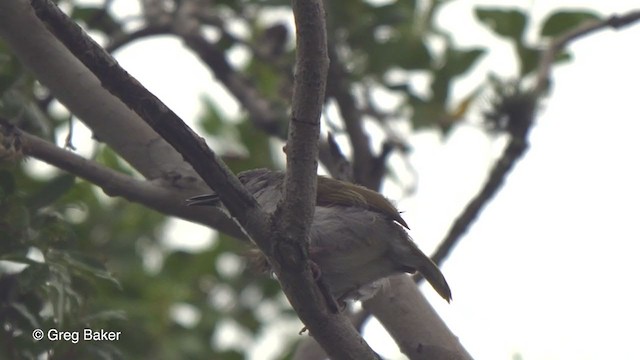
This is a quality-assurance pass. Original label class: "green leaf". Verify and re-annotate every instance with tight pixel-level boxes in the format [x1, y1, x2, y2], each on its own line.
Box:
[370, 3, 412, 26]
[215, 350, 244, 360]
[0, 169, 16, 199]
[0, 249, 37, 263]
[368, 36, 432, 73]
[9, 302, 41, 328]
[70, 6, 121, 35]
[430, 72, 451, 106]
[515, 44, 571, 77]
[444, 47, 486, 77]
[17, 263, 50, 290]
[35, 213, 77, 245]
[516, 45, 542, 77]
[475, 8, 528, 44]
[541, 11, 601, 37]
[226, 119, 277, 173]
[95, 147, 134, 176]
[81, 309, 128, 323]
[0, 46, 22, 94]
[427, 47, 483, 107]
[410, 96, 446, 129]
[48, 249, 121, 289]
[198, 98, 228, 135]
[26, 174, 76, 210]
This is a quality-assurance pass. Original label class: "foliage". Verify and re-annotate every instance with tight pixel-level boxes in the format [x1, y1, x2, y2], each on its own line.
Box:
[0, 169, 124, 359]
[0, 0, 607, 358]
[475, 7, 601, 76]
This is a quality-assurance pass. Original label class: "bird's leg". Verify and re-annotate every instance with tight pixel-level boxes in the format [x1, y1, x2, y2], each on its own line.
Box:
[308, 260, 341, 313]
[297, 261, 342, 335]
[309, 259, 322, 281]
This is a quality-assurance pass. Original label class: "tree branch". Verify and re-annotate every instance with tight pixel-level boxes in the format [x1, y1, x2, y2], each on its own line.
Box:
[431, 124, 532, 265]
[535, 10, 640, 95]
[26, 0, 379, 357]
[302, 10, 640, 360]
[325, 42, 379, 188]
[194, 11, 291, 69]
[0, 118, 245, 238]
[283, 0, 328, 227]
[318, 132, 354, 181]
[106, 23, 172, 53]
[432, 10, 640, 265]
[0, 0, 191, 182]
[28, 0, 271, 245]
[364, 275, 472, 360]
[172, 0, 286, 137]
[272, 0, 379, 358]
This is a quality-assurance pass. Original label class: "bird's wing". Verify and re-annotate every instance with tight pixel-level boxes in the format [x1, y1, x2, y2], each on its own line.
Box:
[316, 176, 410, 229]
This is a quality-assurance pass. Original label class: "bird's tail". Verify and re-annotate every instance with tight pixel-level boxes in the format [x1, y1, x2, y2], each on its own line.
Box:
[395, 238, 452, 302]
[417, 256, 452, 303]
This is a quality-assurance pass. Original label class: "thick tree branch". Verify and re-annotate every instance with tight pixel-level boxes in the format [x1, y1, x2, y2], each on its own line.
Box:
[304, 10, 640, 360]
[26, 0, 379, 357]
[0, 118, 244, 237]
[271, 0, 379, 358]
[0, 0, 192, 182]
[178, 2, 344, 175]
[28, 0, 271, 246]
[282, 0, 328, 233]
[364, 275, 472, 360]
[0, 0, 260, 233]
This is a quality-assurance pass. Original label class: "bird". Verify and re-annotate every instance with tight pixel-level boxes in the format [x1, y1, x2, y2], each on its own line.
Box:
[187, 168, 451, 304]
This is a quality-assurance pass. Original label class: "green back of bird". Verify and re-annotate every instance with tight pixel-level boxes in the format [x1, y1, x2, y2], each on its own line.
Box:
[316, 176, 409, 229]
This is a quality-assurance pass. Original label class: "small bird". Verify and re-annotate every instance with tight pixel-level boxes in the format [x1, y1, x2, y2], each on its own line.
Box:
[187, 168, 451, 303]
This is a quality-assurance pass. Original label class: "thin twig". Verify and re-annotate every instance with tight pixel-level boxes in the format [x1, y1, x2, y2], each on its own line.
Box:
[432, 10, 640, 266]
[196, 11, 291, 69]
[0, 118, 242, 234]
[29, 0, 380, 357]
[171, 0, 287, 137]
[277, 0, 379, 358]
[325, 41, 378, 188]
[318, 132, 354, 182]
[30, 0, 269, 241]
[106, 23, 172, 53]
[182, 33, 286, 135]
[535, 10, 640, 95]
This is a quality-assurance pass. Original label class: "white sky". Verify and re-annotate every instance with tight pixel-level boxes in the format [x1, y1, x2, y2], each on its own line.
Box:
[101, 0, 640, 359]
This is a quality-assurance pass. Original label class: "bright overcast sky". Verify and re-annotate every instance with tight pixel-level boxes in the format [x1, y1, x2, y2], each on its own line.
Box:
[96, 0, 640, 359]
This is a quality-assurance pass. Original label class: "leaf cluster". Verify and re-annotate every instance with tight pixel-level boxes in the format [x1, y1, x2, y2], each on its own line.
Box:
[0, 0, 610, 358]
